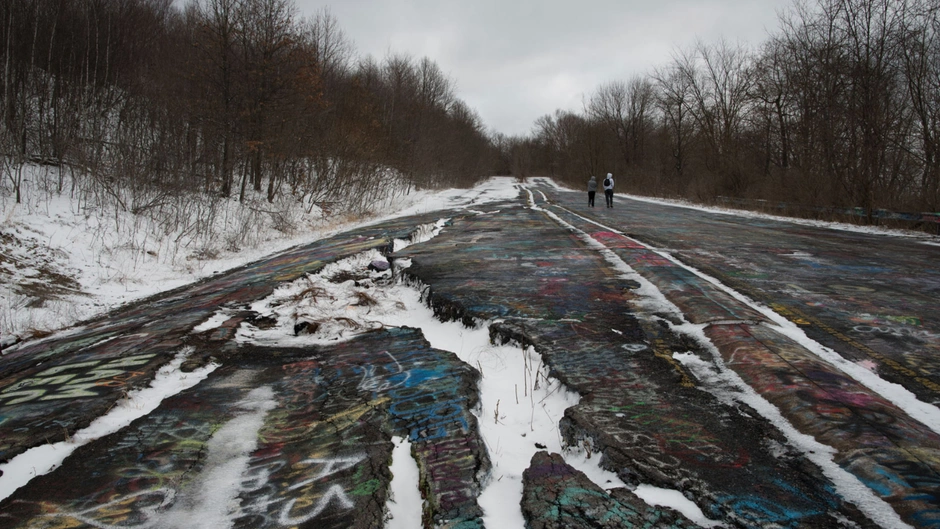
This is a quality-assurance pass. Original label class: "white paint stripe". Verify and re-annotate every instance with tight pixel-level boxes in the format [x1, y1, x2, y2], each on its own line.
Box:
[550, 198, 940, 437]
[525, 187, 910, 529]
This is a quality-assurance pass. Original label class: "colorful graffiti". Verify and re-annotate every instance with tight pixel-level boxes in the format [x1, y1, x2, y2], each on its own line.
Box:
[521, 451, 696, 528]
[707, 323, 940, 527]
[0, 369, 241, 528]
[398, 203, 869, 527]
[533, 183, 940, 527]
[543, 184, 940, 404]
[0, 352, 155, 406]
[0, 342, 175, 462]
[0, 327, 488, 529]
[6, 181, 940, 528]
[0, 212, 451, 462]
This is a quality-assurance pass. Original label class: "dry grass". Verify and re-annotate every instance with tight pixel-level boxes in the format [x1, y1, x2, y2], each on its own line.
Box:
[0, 232, 85, 308]
[296, 285, 331, 303]
[352, 291, 378, 307]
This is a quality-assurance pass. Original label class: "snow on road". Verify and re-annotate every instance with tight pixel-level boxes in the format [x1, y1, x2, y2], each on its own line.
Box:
[224, 198, 716, 526]
[3, 175, 937, 527]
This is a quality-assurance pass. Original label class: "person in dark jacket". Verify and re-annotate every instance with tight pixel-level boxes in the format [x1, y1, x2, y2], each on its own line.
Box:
[587, 175, 597, 207]
[603, 173, 614, 208]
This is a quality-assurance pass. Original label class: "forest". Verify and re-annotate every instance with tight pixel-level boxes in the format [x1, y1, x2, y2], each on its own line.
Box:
[2, 0, 939, 227]
[510, 0, 940, 224]
[0, 0, 498, 216]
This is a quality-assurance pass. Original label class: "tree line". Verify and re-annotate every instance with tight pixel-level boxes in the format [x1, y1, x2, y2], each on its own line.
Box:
[5, 0, 938, 226]
[0, 0, 499, 213]
[511, 0, 940, 222]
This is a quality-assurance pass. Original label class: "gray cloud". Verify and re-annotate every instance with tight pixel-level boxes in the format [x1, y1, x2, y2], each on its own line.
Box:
[296, 0, 793, 136]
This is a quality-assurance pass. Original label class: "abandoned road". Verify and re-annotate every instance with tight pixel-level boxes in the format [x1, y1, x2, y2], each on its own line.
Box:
[1, 180, 939, 528]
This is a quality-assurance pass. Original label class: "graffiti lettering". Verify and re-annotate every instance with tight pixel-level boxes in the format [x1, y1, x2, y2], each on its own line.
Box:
[278, 485, 355, 525]
[356, 351, 408, 393]
[43, 488, 176, 529]
[771, 303, 940, 394]
[286, 455, 366, 491]
[236, 450, 368, 526]
[0, 354, 155, 405]
[853, 324, 939, 342]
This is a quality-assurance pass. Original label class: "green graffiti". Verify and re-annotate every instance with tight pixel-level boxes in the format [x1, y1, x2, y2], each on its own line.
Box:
[350, 479, 381, 496]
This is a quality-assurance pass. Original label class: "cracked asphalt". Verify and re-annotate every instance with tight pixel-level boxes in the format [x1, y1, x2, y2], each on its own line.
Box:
[1, 182, 939, 528]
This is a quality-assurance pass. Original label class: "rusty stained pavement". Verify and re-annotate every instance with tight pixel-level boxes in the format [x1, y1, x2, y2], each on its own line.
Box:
[0, 183, 938, 528]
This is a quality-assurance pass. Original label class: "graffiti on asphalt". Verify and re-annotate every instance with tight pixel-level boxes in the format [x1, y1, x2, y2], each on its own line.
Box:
[0, 215, 446, 464]
[706, 322, 940, 526]
[0, 353, 155, 405]
[1, 327, 488, 529]
[404, 205, 860, 527]
[521, 451, 696, 528]
[771, 303, 940, 395]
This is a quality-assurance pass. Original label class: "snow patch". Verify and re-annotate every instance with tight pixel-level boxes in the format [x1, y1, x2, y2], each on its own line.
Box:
[1, 170, 519, 343]
[386, 436, 423, 529]
[228, 239, 583, 527]
[161, 386, 277, 529]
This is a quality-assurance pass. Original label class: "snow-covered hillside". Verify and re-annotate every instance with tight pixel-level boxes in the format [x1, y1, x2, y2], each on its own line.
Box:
[0, 165, 508, 347]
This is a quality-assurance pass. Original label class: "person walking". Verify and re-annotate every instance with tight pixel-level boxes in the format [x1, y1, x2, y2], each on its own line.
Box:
[587, 175, 597, 207]
[603, 173, 615, 208]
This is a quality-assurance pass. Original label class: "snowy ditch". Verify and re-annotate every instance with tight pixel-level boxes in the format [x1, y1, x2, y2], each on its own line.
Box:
[527, 188, 911, 529]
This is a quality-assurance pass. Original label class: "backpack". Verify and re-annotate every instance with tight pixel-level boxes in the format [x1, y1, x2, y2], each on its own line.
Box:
[604, 178, 611, 187]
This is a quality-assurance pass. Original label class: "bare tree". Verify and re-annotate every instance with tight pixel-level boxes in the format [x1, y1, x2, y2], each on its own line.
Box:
[301, 7, 353, 86]
[751, 37, 795, 172]
[193, 0, 241, 197]
[653, 61, 695, 194]
[588, 76, 655, 177]
[838, 0, 909, 216]
[678, 39, 756, 195]
[235, 0, 297, 199]
[1, 0, 499, 221]
[898, 0, 940, 210]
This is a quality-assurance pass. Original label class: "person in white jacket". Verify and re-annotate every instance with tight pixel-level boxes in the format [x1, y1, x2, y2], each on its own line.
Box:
[602, 173, 614, 208]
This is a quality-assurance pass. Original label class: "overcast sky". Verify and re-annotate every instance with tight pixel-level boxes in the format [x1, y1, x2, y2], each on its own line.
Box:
[293, 0, 795, 137]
